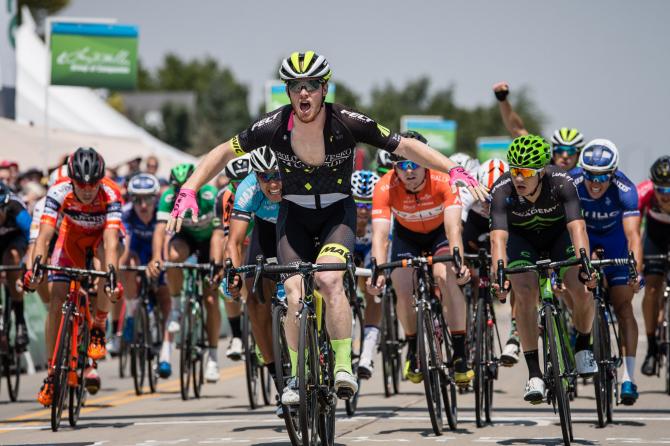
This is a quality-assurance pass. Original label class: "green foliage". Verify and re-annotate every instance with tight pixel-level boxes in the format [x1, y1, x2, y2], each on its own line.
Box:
[128, 54, 250, 155]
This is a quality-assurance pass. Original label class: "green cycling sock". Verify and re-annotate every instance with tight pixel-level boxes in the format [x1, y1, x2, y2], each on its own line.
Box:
[289, 348, 298, 377]
[331, 338, 353, 374]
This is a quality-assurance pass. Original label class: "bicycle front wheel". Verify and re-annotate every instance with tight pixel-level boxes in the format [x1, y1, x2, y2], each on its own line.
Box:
[298, 307, 319, 446]
[51, 306, 73, 432]
[664, 295, 670, 395]
[179, 300, 193, 401]
[68, 320, 90, 427]
[474, 298, 490, 428]
[417, 301, 443, 435]
[592, 305, 610, 428]
[192, 302, 206, 399]
[272, 304, 301, 445]
[242, 304, 261, 409]
[131, 304, 149, 395]
[546, 311, 573, 445]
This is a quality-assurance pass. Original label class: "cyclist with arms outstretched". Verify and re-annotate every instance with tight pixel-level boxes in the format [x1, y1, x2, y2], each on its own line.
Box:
[165, 51, 486, 406]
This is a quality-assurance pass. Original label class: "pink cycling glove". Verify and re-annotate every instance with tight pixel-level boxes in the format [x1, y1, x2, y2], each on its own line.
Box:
[448, 166, 479, 189]
[170, 188, 199, 220]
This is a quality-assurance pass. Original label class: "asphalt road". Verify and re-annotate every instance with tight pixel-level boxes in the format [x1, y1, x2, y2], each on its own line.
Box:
[1, 303, 669, 446]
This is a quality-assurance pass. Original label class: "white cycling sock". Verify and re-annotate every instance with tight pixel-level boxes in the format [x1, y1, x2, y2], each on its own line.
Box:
[622, 356, 636, 383]
[160, 340, 172, 363]
[361, 326, 380, 364]
[209, 347, 218, 363]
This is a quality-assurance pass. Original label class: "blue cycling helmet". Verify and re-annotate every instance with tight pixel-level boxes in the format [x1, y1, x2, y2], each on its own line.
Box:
[579, 139, 619, 173]
[128, 173, 160, 196]
[351, 170, 380, 200]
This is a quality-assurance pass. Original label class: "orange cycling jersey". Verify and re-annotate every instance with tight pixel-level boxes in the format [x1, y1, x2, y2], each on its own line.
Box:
[41, 177, 124, 234]
[372, 170, 461, 234]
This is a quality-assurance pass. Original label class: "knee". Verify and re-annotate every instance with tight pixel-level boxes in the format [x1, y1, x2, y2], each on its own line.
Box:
[315, 271, 342, 295]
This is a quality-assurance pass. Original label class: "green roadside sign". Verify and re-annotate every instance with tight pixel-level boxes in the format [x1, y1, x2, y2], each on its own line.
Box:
[265, 80, 335, 113]
[400, 115, 457, 155]
[50, 22, 139, 90]
[476, 136, 512, 162]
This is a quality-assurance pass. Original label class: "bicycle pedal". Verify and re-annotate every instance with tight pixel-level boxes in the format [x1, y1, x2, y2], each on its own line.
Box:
[336, 388, 354, 400]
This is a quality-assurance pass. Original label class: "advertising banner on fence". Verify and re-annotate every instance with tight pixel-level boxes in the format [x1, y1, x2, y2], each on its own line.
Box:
[476, 136, 512, 162]
[400, 115, 457, 155]
[265, 80, 335, 113]
[50, 22, 138, 89]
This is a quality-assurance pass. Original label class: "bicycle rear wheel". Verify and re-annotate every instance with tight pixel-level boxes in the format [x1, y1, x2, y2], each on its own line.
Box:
[546, 311, 573, 445]
[298, 307, 319, 446]
[417, 301, 443, 435]
[69, 321, 90, 427]
[592, 305, 610, 428]
[345, 303, 364, 416]
[272, 303, 301, 445]
[242, 304, 261, 409]
[318, 327, 336, 446]
[131, 304, 149, 395]
[4, 329, 20, 402]
[179, 300, 193, 401]
[51, 306, 73, 432]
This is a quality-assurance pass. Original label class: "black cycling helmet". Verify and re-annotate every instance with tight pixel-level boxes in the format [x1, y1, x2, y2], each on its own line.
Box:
[391, 130, 428, 161]
[68, 147, 106, 185]
[650, 155, 670, 186]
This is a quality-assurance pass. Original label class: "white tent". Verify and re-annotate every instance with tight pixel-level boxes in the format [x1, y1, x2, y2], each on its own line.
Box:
[13, 8, 197, 177]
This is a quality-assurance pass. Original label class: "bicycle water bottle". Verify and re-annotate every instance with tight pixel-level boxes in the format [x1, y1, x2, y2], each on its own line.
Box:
[219, 277, 234, 302]
[276, 282, 286, 302]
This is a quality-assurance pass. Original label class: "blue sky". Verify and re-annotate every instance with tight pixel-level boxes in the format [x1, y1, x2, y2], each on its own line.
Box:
[60, 0, 670, 181]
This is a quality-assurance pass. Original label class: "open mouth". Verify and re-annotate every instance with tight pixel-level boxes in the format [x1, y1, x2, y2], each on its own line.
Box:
[591, 185, 602, 193]
[268, 187, 281, 196]
[299, 101, 311, 113]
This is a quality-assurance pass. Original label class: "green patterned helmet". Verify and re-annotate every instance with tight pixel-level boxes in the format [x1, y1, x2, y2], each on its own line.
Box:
[169, 163, 195, 187]
[507, 135, 551, 168]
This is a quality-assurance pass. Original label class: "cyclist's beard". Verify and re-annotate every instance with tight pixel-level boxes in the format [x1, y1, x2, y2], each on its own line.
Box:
[403, 172, 427, 193]
[293, 99, 324, 124]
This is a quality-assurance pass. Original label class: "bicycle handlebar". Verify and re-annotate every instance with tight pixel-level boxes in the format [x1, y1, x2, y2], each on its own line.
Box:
[370, 247, 461, 288]
[0, 264, 25, 273]
[32, 255, 117, 298]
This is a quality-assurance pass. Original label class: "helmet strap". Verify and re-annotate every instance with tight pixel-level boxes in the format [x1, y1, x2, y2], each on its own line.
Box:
[524, 171, 544, 200]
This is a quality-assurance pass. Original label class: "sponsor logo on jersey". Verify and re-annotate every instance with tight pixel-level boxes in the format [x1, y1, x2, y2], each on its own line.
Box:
[340, 109, 373, 124]
[251, 111, 281, 132]
[583, 209, 620, 220]
[377, 124, 390, 138]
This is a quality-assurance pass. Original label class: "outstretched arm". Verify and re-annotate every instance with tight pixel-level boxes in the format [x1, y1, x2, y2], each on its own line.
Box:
[493, 81, 529, 138]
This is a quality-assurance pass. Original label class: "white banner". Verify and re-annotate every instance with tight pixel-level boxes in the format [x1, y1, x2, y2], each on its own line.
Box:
[0, 0, 17, 117]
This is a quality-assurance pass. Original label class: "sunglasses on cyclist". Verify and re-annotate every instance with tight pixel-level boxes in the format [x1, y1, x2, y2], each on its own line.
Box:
[72, 180, 99, 190]
[553, 145, 579, 156]
[654, 185, 670, 195]
[355, 201, 372, 210]
[510, 166, 543, 178]
[287, 79, 323, 94]
[132, 195, 156, 205]
[257, 171, 281, 182]
[395, 160, 421, 171]
[583, 170, 613, 183]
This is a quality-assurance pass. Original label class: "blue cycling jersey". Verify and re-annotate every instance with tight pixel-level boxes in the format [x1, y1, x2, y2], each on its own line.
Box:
[0, 192, 30, 242]
[570, 168, 639, 235]
[121, 203, 157, 265]
[231, 173, 279, 224]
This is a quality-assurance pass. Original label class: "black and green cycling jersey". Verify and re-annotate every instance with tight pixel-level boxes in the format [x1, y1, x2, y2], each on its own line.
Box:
[490, 165, 583, 247]
[157, 184, 221, 242]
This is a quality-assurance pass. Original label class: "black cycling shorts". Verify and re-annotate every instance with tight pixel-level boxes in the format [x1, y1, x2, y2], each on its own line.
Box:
[643, 234, 669, 276]
[506, 229, 574, 272]
[245, 218, 278, 265]
[276, 198, 356, 266]
[170, 232, 211, 263]
[391, 222, 449, 262]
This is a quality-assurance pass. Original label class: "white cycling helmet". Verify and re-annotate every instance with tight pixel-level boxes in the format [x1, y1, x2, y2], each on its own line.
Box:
[451, 152, 480, 172]
[249, 146, 278, 172]
[224, 153, 252, 181]
[551, 127, 585, 149]
[477, 159, 509, 190]
[279, 51, 332, 82]
[128, 173, 160, 196]
[351, 170, 380, 200]
[579, 139, 619, 173]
